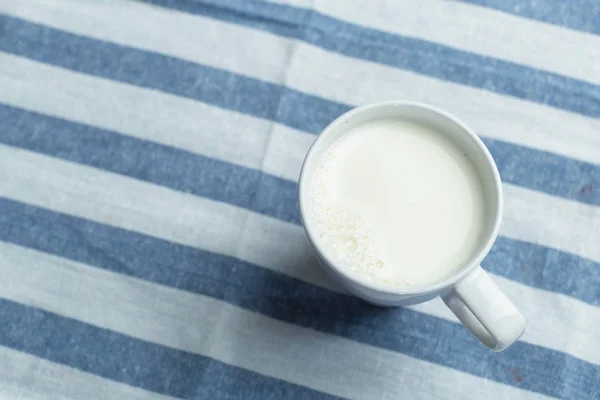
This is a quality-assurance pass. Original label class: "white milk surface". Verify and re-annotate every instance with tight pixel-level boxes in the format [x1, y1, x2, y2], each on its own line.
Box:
[309, 119, 486, 287]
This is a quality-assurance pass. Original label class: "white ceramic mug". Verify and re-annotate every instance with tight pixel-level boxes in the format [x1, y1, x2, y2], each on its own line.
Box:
[298, 101, 526, 351]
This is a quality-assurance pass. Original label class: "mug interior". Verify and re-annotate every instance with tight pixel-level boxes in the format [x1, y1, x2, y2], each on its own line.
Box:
[298, 101, 503, 295]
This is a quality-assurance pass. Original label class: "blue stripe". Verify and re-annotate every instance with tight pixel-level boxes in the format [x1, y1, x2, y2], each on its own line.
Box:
[0, 198, 597, 400]
[482, 138, 600, 207]
[458, 0, 600, 36]
[489, 237, 600, 305]
[0, 103, 298, 223]
[138, 0, 600, 117]
[0, 299, 340, 400]
[0, 104, 598, 306]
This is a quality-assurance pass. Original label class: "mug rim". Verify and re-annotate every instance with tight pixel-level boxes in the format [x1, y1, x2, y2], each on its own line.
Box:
[298, 100, 503, 296]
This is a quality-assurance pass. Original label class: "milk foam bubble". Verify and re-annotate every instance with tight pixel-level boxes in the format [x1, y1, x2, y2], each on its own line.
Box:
[309, 119, 486, 287]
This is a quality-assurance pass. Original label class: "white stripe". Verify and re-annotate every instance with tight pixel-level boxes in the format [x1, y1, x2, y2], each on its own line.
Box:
[0, 242, 553, 400]
[0, 52, 300, 177]
[0, 346, 176, 400]
[1, 146, 598, 364]
[0, 144, 333, 292]
[502, 185, 600, 263]
[285, 42, 600, 167]
[1, 0, 599, 167]
[0, 53, 272, 175]
[0, 55, 598, 266]
[272, 0, 600, 85]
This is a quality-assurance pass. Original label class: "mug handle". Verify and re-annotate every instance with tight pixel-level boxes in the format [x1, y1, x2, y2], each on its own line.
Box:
[441, 266, 526, 351]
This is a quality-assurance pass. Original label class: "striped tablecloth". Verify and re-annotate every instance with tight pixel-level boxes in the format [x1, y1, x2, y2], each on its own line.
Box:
[1, 1, 599, 399]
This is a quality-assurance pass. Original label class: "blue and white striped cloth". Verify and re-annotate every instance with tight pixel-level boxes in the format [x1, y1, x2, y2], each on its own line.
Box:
[0, 0, 598, 399]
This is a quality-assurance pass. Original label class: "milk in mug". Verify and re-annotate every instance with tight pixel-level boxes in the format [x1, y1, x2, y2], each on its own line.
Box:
[307, 119, 486, 288]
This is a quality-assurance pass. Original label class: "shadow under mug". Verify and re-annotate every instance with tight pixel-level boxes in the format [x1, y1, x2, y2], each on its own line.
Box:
[298, 101, 526, 351]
